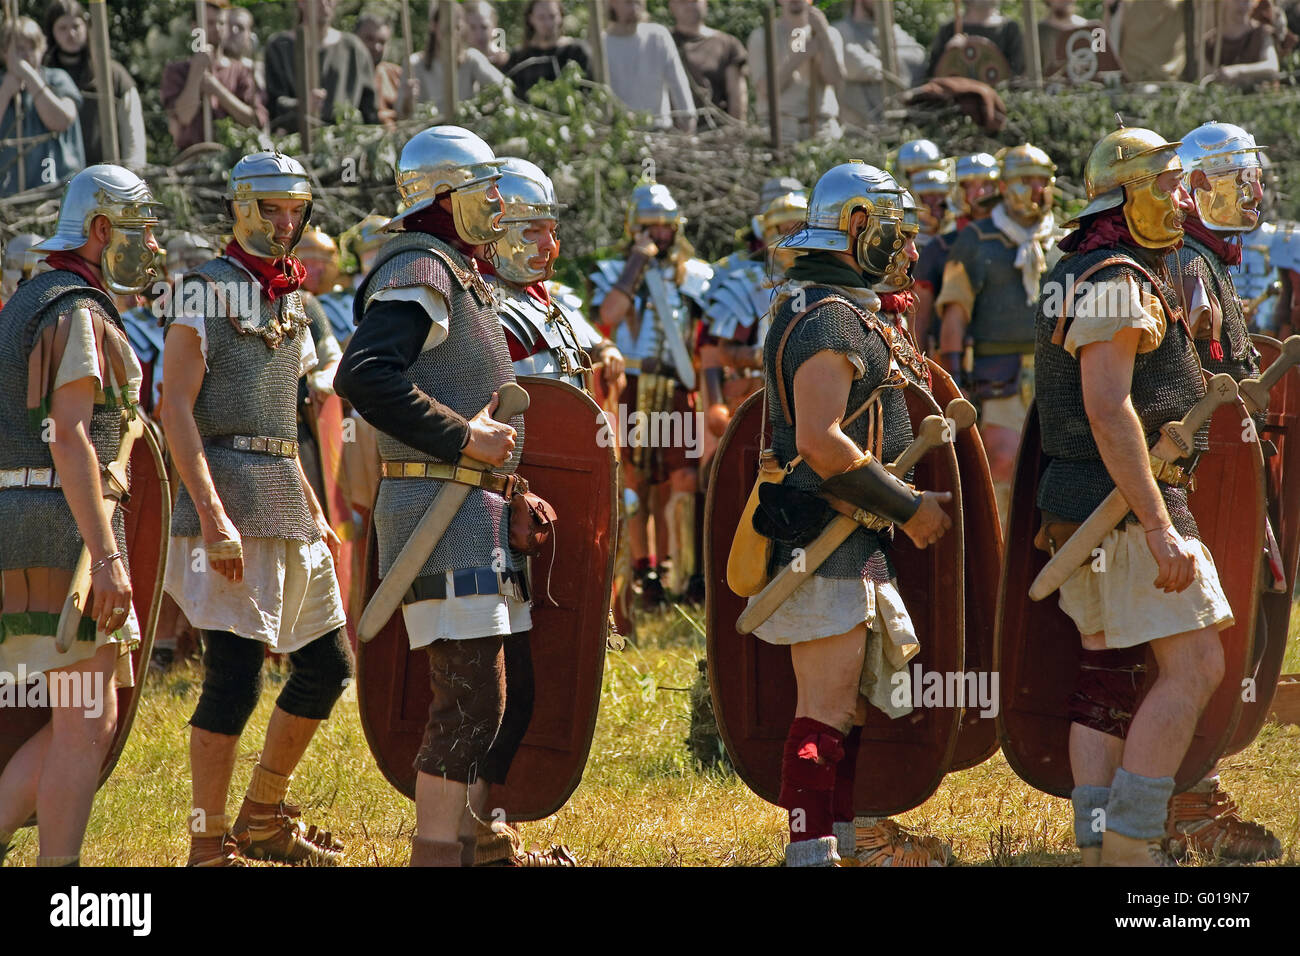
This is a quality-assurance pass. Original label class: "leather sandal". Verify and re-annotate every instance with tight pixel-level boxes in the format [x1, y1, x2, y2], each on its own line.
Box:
[854, 819, 951, 867]
[1166, 783, 1282, 863]
[187, 833, 247, 868]
[232, 800, 344, 866]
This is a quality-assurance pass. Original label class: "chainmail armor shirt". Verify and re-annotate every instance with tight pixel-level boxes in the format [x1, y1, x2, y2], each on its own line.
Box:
[764, 283, 913, 583]
[0, 269, 141, 684]
[1174, 235, 1262, 389]
[1034, 246, 1207, 538]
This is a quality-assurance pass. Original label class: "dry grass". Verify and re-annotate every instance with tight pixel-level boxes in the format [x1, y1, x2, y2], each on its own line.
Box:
[5, 604, 1298, 867]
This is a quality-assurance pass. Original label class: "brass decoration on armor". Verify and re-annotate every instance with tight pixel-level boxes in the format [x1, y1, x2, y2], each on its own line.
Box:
[428, 244, 495, 307]
[240, 292, 311, 350]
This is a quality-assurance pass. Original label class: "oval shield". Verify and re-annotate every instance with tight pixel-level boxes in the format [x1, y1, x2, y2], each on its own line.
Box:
[705, 381, 965, 817]
[357, 378, 617, 820]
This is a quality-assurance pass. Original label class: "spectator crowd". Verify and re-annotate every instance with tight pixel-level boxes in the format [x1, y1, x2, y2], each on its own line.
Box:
[0, 0, 1298, 197]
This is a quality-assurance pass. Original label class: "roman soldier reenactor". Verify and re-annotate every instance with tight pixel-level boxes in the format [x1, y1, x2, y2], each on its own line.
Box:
[913, 152, 998, 353]
[699, 180, 807, 456]
[335, 126, 538, 868]
[1163, 121, 1282, 863]
[0, 166, 163, 866]
[1032, 126, 1234, 866]
[161, 151, 353, 868]
[936, 144, 1062, 526]
[488, 157, 620, 395]
[592, 183, 713, 604]
[0, 232, 46, 306]
[756, 162, 953, 866]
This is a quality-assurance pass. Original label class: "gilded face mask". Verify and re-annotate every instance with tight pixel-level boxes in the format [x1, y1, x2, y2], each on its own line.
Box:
[1123, 177, 1185, 249]
[855, 214, 905, 278]
[102, 226, 160, 295]
[451, 180, 507, 245]
[1004, 178, 1055, 224]
[495, 218, 556, 285]
[1194, 167, 1261, 233]
[232, 199, 312, 258]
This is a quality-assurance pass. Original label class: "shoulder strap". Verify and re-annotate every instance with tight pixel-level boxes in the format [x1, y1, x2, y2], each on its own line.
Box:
[774, 294, 855, 425]
[1051, 255, 1182, 346]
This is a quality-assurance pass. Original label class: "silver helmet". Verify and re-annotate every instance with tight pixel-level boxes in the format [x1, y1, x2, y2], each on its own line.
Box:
[227, 151, 313, 258]
[2, 232, 45, 299]
[1177, 122, 1265, 233]
[780, 161, 905, 278]
[493, 157, 560, 285]
[950, 152, 999, 219]
[895, 139, 944, 183]
[625, 182, 683, 238]
[753, 176, 805, 238]
[36, 164, 164, 295]
[387, 125, 505, 244]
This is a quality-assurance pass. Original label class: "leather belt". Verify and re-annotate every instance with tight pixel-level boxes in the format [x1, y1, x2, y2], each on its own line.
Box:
[404, 567, 530, 603]
[1149, 453, 1197, 490]
[827, 495, 895, 533]
[0, 466, 60, 489]
[381, 460, 527, 497]
[209, 435, 300, 458]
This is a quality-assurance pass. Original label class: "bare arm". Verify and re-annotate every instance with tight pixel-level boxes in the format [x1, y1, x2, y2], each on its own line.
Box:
[599, 290, 634, 330]
[792, 349, 862, 478]
[159, 324, 243, 581]
[18, 63, 77, 132]
[725, 62, 747, 120]
[1214, 40, 1279, 86]
[205, 70, 259, 127]
[171, 53, 209, 127]
[48, 377, 132, 632]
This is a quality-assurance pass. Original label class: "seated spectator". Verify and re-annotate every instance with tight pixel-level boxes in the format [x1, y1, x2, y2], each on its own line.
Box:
[407, 1, 508, 118]
[464, 1, 510, 69]
[505, 0, 592, 98]
[224, 4, 265, 94]
[162, 0, 267, 153]
[834, 0, 926, 127]
[266, 0, 379, 134]
[605, 0, 696, 132]
[42, 0, 145, 166]
[356, 11, 415, 127]
[0, 16, 82, 197]
[1109, 0, 1184, 81]
[747, 0, 845, 145]
[927, 0, 1025, 79]
[669, 0, 748, 123]
[1202, 0, 1280, 87]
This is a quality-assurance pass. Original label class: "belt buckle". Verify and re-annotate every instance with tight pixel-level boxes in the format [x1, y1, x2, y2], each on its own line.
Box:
[250, 437, 268, 452]
[233, 436, 251, 451]
[26, 467, 52, 488]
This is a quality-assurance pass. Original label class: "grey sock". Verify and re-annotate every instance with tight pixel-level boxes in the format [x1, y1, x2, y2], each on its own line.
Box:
[832, 821, 855, 856]
[1071, 785, 1110, 848]
[784, 836, 841, 868]
[1106, 767, 1175, 840]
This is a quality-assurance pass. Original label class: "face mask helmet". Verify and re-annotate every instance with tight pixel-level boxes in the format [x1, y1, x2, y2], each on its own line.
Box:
[1177, 121, 1265, 233]
[1074, 123, 1185, 250]
[998, 143, 1057, 222]
[493, 156, 561, 285]
[779, 161, 905, 281]
[35, 164, 165, 294]
[226, 151, 314, 257]
[387, 125, 505, 244]
[949, 153, 999, 219]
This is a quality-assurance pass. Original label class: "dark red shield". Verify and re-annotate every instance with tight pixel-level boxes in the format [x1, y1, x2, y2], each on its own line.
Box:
[357, 378, 616, 819]
[1226, 335, 1300, 753]
[705, 382, 965, 816]
[996, 403, 1263, 797]
[306, 393, 357, 645]
[0, 415, 168, 813]
[928, 361, 1003, 771]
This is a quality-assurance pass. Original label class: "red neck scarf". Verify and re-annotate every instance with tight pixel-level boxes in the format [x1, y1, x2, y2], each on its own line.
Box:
[400, 204, 495, 275]
[1057, 208, 1179, 256]
[44, 251, 106, 293]
[877, 289, 915, 321]
[1182, 213, 1243, 266]
[223, 240, 306, 302]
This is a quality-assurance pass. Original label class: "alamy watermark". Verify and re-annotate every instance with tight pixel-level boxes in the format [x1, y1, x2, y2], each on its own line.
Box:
[149, 274, 258, 324]
[890, 665, 999, 718]
[0, 665, 104, 718]
[596, 407, 704, 459]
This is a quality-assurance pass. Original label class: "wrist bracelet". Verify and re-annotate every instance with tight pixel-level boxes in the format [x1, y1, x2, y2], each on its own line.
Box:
[90, 551, 124, 574]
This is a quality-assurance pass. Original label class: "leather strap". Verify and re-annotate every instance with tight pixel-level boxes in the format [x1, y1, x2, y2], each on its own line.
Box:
[1051, 255, 1185, 346]
[381, 460, 527, 497]
[404, 567, 530, 603]
[208, 434, 300, 458]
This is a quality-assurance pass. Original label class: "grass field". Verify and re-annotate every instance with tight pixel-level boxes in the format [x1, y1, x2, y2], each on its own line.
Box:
[6, 605, 1299, 867]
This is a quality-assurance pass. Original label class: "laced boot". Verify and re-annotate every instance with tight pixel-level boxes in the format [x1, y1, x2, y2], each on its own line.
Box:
[187, 813, 245, 868]
[232, 764, 343, 866]
[1166, 779, 1282, 863]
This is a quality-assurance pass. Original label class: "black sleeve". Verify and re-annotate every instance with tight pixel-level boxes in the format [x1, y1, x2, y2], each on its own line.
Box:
[1002, 21, 1026, 76]
[335, 298, 470, 462]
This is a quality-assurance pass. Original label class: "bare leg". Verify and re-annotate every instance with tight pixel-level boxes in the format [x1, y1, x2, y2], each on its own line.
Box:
[790, 623, 868, 733]
[1069, 631, 1125, 787]
[1122, 626, 1223, 778]
[35, 643, 120, 858]
[0, 723, 50, 835]
[415, 772, 467, 842]
[258, 706, 321, 777]
[190, 728, 240, 823]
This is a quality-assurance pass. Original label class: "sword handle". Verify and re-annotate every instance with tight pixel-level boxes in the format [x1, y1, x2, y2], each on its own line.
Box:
[1028, 489, 1130, 601]
[1239, 334, 1300, 416]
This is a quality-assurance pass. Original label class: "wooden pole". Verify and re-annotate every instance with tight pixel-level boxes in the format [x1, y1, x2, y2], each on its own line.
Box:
[588, 0, 610, 87]
[295, 0, 320, 149]
[763, 3, 780, 149]
[87, 0, 119, 163]
[399, 0, 413, 118]
[197, 0, 213, 143]
[440, 0, 457, 120]
[1185, 0, 1201, 81]
[2, 0, 19, 191]
[1022, 0, 1042, 86]
[1212, 0, 1224, 75]
[876, 0, 901, 96]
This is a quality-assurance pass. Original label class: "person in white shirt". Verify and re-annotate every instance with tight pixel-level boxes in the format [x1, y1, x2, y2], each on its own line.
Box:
[406, 0, 508, 119]
[747, 0, 845, 145]
[833, 0, 926, 127]
[604, 0, 696, 132]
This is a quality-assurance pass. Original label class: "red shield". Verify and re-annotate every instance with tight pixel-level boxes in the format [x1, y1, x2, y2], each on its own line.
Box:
[928, 362, 1003, 771]
[996, 403, 1263, 797]
[357, 378, 616, 819]
[306, 393, 357, 645]
[705, 382, 965, 816]
[1226, 335, 1300, 752]
[0, 415, 168, 812]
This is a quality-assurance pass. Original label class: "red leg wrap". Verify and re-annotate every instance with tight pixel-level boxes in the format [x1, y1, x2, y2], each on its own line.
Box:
[833, 726, 862, 823]
[1068, 647, 1146, 738]
[777, 717, 844, 841]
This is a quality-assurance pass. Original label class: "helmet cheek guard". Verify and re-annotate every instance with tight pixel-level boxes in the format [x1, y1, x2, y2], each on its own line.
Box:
[855, 213, 905, 279]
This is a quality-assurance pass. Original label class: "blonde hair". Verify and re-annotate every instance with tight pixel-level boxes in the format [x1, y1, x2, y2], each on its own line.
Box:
[2, 16, 47, 60]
